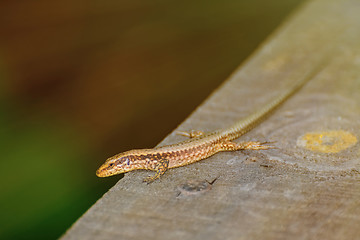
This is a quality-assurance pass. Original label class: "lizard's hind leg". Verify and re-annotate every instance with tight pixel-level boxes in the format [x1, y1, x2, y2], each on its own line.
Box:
[220, 141, 275, 151]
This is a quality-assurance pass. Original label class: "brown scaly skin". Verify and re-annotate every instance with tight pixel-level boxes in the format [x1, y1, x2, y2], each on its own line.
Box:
[96, 65, 324, 183]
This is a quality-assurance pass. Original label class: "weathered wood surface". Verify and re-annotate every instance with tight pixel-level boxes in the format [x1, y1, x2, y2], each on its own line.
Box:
[62, 0, 360, 239]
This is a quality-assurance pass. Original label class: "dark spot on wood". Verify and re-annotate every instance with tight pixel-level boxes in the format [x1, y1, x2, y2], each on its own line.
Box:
[176, 179, 214, 198]
[260, 163, 273, 168]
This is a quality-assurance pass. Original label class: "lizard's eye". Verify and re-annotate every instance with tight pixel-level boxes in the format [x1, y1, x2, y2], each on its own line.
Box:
[109, 163, 114, 167]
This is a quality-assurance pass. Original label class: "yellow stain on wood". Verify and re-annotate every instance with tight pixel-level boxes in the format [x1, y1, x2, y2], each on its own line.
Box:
[297, 130, 357, 153]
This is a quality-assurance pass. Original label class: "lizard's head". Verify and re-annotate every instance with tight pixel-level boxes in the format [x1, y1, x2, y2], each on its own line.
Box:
[96, 151, 134, 177]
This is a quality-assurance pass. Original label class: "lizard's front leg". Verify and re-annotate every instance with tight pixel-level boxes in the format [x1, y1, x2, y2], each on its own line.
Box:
[143, 159, 169, 184]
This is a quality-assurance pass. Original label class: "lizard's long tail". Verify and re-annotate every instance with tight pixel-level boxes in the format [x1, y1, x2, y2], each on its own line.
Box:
[221, 63, 326, 140]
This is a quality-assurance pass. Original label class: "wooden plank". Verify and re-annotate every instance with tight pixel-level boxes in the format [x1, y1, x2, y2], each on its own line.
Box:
[62, 0, 360, 239]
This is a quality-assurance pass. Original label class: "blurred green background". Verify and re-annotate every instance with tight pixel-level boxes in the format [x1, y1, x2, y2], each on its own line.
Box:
[0, 0, 303, 239]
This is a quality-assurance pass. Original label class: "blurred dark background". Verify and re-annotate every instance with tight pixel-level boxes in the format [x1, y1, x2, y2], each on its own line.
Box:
[0, 0, 303, 239]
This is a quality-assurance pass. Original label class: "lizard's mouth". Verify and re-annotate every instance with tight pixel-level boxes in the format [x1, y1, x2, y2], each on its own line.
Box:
[96, 167, 106, 177]
[96, 162, 125, 177]
[96, 165, 113, 177]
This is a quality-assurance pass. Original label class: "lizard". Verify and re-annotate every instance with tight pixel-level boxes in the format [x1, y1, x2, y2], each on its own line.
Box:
[96, 64, 324, 183]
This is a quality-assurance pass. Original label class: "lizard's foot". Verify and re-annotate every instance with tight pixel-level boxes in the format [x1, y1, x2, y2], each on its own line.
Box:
[221, 140, 276, 151]
[176, 130, 205, 138]
[142, 159, 169, 184]
[243, 141, 277, 150]
[143, 174, 160, 184]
